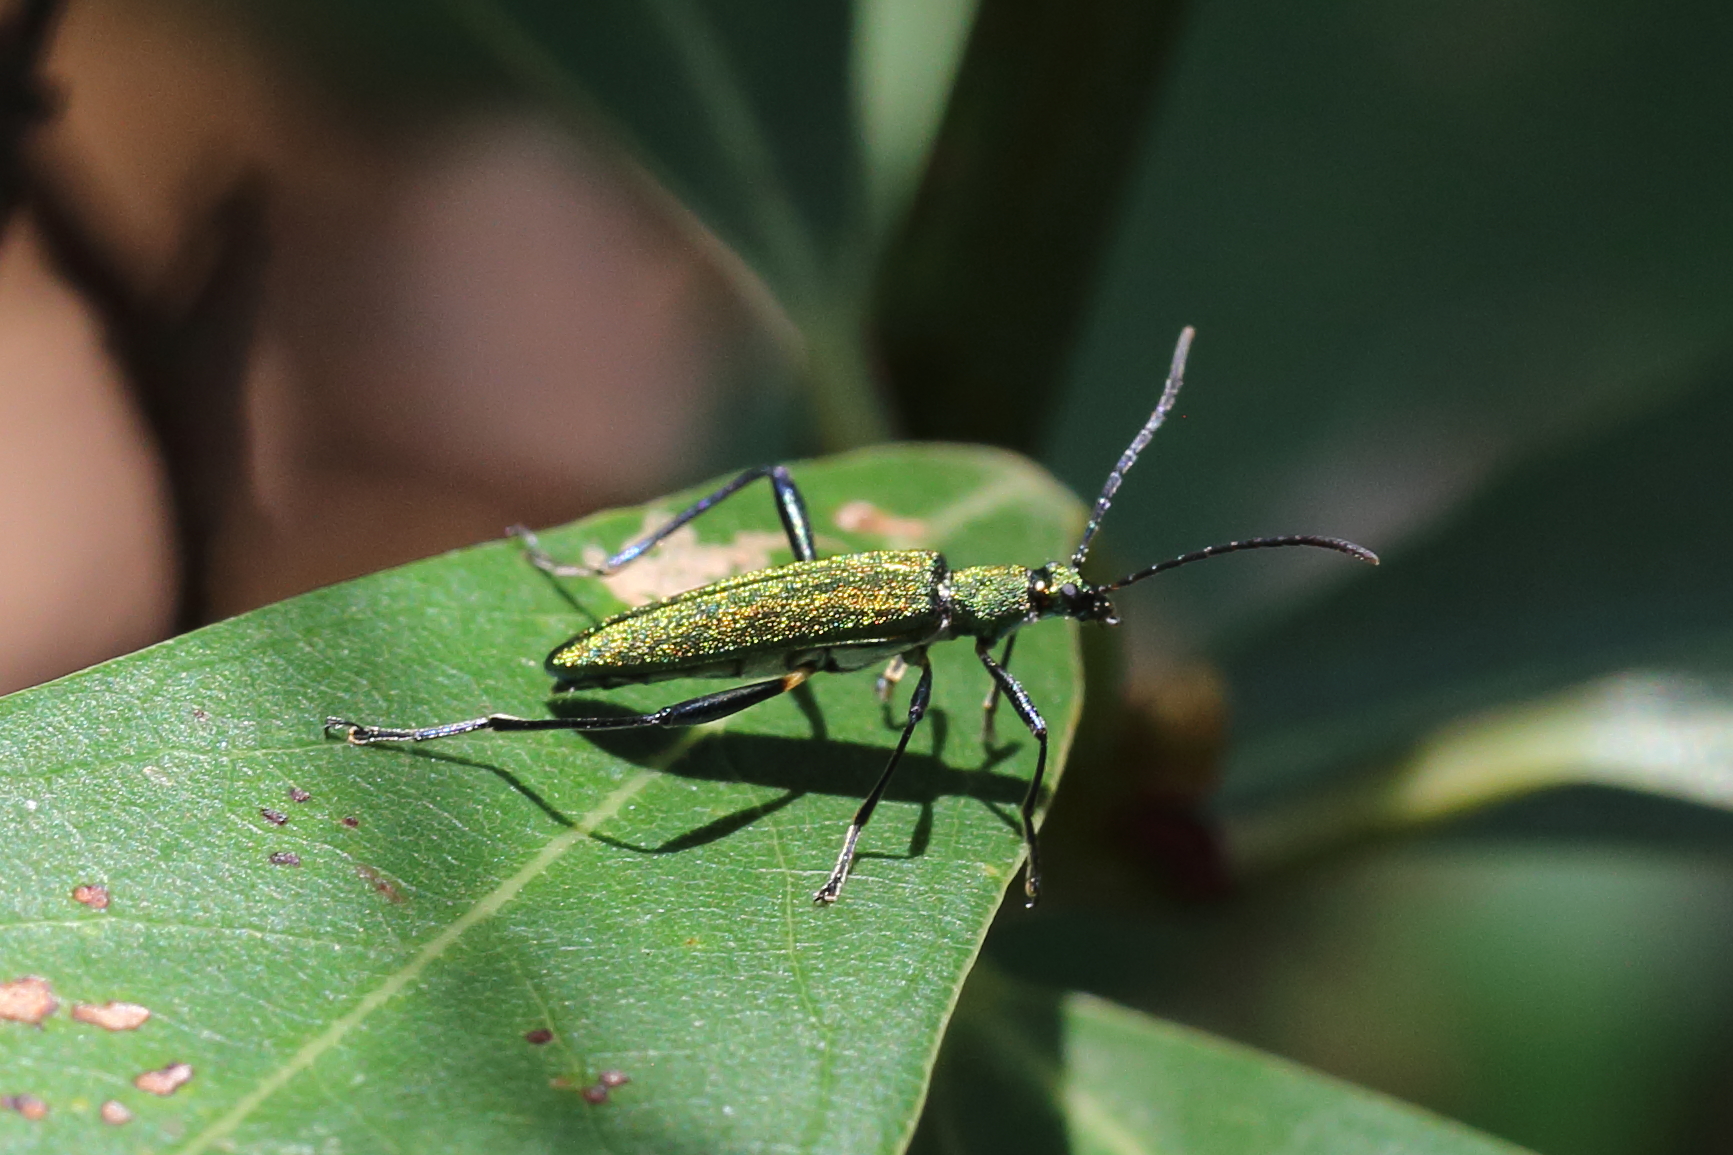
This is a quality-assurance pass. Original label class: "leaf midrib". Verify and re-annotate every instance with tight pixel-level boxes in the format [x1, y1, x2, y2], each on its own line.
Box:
[172, 760, 668, 1154]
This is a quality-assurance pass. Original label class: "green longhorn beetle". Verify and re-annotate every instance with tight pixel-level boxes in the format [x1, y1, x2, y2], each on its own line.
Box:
[326, 328, 1376, 905]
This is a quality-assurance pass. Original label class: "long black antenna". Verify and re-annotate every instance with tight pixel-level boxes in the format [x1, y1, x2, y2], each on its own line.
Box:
[1104, 535, 1378, 591]
[1072, 326, 1194, 568]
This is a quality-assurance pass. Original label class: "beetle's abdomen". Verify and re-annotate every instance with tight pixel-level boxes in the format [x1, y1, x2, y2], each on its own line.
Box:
[548, 551, 949, 688]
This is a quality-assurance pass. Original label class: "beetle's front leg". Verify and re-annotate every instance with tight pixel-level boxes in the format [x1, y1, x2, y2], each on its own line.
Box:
[975, 638, 1047, 906]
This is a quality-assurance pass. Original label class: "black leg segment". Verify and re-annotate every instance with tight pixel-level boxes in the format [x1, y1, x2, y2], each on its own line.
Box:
[513, 464, 817, 578]
[976, 638, 1047, 906]
[327, 668, 814, 746]
[814, 651, 933, 904]
[981, 632, 1017, 741]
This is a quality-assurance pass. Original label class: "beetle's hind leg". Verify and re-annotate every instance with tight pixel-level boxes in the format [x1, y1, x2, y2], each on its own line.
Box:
[815, 651, 933, 905]
[509, 463, 820, 578]
[327, 667, 816, 746]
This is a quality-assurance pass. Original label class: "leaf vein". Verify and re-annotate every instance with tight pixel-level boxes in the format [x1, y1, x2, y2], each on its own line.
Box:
[172, 765, 661, 1155]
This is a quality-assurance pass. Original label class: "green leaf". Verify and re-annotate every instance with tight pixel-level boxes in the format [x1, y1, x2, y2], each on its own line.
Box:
[1216, 357, 1733, 858]
[913, 967, 1532, 1155]
[1228, 673, 1733, 872]
[0, 445, 1083, 1153]
[852, 0, 978, 244]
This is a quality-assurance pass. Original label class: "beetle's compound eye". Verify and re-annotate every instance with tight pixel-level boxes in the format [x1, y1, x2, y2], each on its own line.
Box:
[1060, 582, 1078, 599]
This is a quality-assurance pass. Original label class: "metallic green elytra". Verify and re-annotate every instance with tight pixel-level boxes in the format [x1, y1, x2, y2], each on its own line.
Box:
[548, 552, 951, 688]
[326, 329, 1378, 906]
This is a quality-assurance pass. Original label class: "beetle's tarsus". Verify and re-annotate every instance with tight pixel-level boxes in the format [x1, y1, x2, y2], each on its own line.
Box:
[1022, 868, 1041, 908]
[324, 715, 505, 744]
[814, 824, 863, 904]
[328, 719, 393, 745]
[324, 717, 367, 743]
[509, 524, 603, 579]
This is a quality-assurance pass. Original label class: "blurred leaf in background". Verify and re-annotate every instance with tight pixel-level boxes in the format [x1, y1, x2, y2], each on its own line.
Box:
[914, 966, 1530, 1155]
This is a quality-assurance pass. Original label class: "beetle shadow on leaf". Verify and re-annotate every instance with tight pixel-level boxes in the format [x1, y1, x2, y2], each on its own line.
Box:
[591, 787, 808, 855]
[361, 696, 1028, 860]
[874, 800, 935, 862]
[521, 554, 610, 626]
[382, 749, 580, 829]
[590, 727, 1026, 858]
[791, 680, 829, 743]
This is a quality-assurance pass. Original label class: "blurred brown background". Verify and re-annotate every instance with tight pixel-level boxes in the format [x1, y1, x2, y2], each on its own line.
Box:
[0, 0, 792, 694]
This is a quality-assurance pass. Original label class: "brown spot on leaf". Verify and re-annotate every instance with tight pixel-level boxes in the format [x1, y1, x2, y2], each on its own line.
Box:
[833, 500, 928, 544]
[288, 787, 312, 803]
[0, 976, 57, 1024]
[523, 1028, 553, 1045]
[191, 708, 212, 723]
[591, 514, 785, 606]
[269, 851, 301, 866]
[580, 1084, 609, 1104]
[3, 1094, 47, 1120]
[71, 1001, 151, 1031]
[72, 884, 110, 910]
[598, 1069, 629, 1088]
[100, 1099, 133, 1125]
[355, 865, 405, 903]
[133, 1062, 193, 1096]
[340, 815, 360, 828]
[260, 808, 288, 826]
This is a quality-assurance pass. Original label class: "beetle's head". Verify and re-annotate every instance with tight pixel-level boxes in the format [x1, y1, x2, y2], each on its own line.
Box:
[1030, 563, 1119, 626]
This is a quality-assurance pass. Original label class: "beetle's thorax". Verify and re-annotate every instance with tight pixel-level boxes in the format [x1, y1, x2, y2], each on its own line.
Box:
[947, 561, 1118, 641]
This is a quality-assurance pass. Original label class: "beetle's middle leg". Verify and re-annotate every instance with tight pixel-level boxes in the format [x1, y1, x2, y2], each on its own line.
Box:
[814, 651, 933, 905]
[976, 638, 1048, 906]
[980, 634, 1017, 743]
[327, 667, 816, 745]
[510, 464, 819, 577]
[875, 655, 908, 703]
